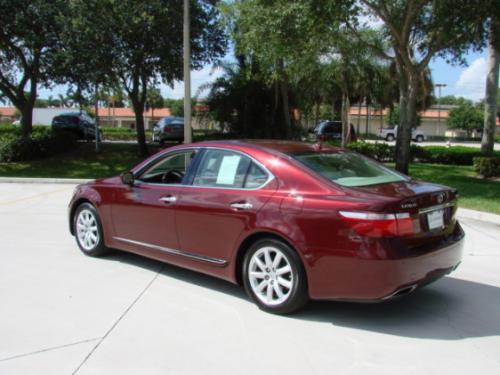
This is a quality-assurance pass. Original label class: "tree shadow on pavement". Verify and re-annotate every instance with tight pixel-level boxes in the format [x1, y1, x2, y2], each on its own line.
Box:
[104, 251, 500, 341]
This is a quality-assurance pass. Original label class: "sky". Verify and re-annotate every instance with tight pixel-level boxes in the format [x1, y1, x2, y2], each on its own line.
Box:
[428, 49, 490, 102]
[33, 47, 494, 104]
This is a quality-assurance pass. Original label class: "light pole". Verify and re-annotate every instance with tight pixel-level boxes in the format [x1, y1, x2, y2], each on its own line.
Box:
[183, 0, 192, 144]
[435, 83, 447, 136]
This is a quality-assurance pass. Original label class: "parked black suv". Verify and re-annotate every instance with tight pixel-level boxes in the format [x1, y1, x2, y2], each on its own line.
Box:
[310, 120, 357, 141]
[52, 112, 102, 140]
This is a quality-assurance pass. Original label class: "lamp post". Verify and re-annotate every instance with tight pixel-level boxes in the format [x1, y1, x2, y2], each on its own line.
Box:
[435, 83, 447, 136]
[183, 0, 192, 144]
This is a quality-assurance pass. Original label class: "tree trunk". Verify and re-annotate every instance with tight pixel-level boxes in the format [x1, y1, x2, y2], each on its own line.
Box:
[357, 100, 362, 135]
[278, 59, 292, 139]
[396, 74, 418, 174]
[131, 97, 148, 157]
[20, 104, 34, 138]
[341, 91, 350, 148]
[365, 99, 370, 136]
[314, 100, 320, 128]
[331, 97, 335, 120]
[19, 78, 37, 137]
[481, 18, 499, 154]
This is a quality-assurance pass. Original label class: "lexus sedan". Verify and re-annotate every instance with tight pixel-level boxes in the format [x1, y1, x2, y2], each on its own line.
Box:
[68, 140, 464, 314]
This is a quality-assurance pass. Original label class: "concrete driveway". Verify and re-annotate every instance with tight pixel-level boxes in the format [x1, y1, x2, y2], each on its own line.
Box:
[1, 183, 499, 375]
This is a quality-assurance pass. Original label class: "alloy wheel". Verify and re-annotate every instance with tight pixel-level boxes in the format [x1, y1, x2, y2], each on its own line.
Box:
[76, 209, 100, 251]
[248, 246, 294, 306]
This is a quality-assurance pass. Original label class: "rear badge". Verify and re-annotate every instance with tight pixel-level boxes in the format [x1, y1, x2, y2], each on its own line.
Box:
[436, 193, 445, 204]
[401, 202, 417, 209]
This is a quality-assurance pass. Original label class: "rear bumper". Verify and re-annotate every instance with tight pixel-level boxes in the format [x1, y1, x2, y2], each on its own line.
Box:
[307, 222, 465, 301]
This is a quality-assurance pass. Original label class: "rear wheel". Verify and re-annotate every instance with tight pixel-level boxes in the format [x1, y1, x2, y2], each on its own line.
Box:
[74, 203, 109, 257]
[243, 238, 308, 314]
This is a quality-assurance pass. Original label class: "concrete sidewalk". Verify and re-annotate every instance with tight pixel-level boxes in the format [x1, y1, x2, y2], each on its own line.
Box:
[1, 183, 499, 374]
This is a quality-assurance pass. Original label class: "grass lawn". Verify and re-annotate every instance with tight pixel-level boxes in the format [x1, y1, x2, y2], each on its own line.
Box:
[1, 143, 499, 214]
[0, 143, 161, 179]
[406, 163, 500, 215]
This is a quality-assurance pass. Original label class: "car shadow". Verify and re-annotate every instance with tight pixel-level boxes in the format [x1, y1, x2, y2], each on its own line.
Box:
[103, 251, 500, 341]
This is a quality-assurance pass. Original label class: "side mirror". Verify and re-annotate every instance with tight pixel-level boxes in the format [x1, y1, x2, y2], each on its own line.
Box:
[121, 171, 135, 186]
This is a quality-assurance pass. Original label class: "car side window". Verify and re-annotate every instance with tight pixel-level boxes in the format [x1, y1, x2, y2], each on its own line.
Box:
[244, 163, 268, 188]
[137, 150, 197, 184]
[324, 123, 334, 133]
[193, 149, 270, 189]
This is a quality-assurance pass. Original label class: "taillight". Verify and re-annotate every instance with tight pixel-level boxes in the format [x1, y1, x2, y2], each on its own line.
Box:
[163, 127, 172, 133]
[339, 211, 416, 237]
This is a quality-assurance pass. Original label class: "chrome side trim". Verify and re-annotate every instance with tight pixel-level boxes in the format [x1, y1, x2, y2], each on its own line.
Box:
[418, 201, 456, 214]
[113, 237, 227, 266]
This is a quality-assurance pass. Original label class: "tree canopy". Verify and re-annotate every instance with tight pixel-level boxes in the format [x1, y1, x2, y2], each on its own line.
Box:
[0, 0, 66, 135]
[447, 103, 484, 136]
[54, 0, 226, 155]
[352, 0, 493, 172]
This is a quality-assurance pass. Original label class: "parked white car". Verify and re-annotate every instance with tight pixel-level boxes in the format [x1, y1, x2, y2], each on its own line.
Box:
[378, 125, 426, 142]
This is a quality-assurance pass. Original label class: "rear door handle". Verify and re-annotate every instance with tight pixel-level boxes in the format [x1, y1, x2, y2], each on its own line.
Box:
[159, 196, 177, 203]
[230, 202, 253, 210]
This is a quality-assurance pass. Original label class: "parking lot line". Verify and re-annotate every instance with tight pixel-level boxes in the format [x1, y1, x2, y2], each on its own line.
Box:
[0, 186, 73, 206]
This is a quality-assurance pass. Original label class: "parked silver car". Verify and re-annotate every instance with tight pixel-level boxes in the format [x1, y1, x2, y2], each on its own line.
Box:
[152, 116, 184, 145]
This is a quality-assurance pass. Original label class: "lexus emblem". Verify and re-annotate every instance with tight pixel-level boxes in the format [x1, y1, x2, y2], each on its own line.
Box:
[437, 193, 445, 204]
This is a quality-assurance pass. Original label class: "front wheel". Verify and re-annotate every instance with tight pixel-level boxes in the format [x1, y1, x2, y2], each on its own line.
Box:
[73, 203, 109, 257]
[386, 134, 395, 141]
[416, 135, 424, 142]
[243, 238, 308, 314]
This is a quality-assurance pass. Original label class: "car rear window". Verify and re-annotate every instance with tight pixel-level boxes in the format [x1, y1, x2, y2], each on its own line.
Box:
[53, 116, 79, 125]
[293, 151, 407, 187]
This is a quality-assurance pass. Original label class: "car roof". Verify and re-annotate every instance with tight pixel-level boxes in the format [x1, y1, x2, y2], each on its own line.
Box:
[190, 139, 341, 156]
[56, 112, 83, 117]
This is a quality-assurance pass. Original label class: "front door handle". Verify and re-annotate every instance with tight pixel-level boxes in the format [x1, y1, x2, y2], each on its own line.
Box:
[159, 196, 177, 203]
[230, 202, 253, 210]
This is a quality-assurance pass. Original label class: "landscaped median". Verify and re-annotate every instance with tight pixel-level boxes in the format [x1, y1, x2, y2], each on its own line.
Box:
[0, 141, 499, 215]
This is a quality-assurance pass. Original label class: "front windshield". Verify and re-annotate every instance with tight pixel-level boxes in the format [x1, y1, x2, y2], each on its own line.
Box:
[294, 151, 407, 187]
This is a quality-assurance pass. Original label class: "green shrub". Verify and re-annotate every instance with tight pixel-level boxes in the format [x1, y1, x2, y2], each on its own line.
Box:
[347, 142, 394, 161]
[101, 127, 135, 134]
[420, 146, 500, 165]
[473, 157, 500, 178]
[0, 124, 51, 136]
[344, 142, 500, 166]
[0, 130, 76, 162]
[103, 130, 152, 141]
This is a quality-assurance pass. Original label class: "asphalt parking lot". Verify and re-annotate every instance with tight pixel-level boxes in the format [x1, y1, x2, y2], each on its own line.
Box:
[1, 183, 500, 375]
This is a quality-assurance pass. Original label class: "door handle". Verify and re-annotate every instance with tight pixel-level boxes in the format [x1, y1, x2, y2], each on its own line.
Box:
[230, 202, 253, 210]
[159, 196, 177, 203]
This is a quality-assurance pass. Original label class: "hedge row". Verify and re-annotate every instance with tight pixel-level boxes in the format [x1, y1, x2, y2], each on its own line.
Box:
[0, 130, 77, 162]
[347, 142, 500, 166]
[473, 157, 500, 178]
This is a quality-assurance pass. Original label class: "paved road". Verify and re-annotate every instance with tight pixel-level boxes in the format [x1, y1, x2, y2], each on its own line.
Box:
[1, 183, 499, 374]
[365, 139, 500, 150]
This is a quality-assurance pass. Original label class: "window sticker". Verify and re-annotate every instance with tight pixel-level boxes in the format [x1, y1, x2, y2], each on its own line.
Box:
[216, 155, 241, 185]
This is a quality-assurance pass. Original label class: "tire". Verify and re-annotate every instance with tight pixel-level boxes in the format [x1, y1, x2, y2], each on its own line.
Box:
[73, 203, 109, 257]
[242, 238, 309, 314]
[159, 138, 165, 147]
[386, 134, 395, 141]
[416, 135, 424, 142]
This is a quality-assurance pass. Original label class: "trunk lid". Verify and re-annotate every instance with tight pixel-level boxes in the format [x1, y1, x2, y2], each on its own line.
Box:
[347, 180, 459, 244]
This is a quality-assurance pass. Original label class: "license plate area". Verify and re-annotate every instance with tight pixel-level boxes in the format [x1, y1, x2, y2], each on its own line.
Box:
[427, 209, 444, 230]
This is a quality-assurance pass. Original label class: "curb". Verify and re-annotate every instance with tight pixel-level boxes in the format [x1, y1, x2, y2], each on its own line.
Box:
[0, 177, 92, 184]
[457, 208, 500, 226]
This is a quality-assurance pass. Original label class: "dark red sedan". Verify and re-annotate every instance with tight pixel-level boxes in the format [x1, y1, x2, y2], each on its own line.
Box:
[69, 140, 464, 313]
